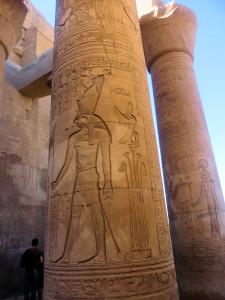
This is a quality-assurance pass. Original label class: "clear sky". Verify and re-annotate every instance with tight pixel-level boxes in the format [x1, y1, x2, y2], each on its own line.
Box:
[31, 0, 225, 197]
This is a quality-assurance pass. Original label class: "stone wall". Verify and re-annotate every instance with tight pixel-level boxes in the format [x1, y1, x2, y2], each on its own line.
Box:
[0, 1, 53, 298]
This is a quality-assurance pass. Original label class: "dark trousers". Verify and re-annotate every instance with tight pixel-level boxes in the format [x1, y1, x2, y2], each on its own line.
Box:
[24, 269, 39, 300]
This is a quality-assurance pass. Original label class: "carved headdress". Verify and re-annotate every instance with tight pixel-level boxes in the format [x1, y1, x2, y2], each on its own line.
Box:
[77, 72, 104, 115]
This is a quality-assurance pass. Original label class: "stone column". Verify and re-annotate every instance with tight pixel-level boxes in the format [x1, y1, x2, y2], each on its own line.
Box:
[140, 2, 225, 299]
[44, 1, 178, 299]
[0, 0, 28, 94]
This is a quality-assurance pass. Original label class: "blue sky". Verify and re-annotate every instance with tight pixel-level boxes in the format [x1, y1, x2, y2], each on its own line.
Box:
[31, 0, 225, 197]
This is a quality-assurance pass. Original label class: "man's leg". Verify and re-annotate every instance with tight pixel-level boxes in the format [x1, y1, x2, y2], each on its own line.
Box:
[30, 269, 38, 300]
[62, 205, 83, 263]
[38, 287, 43, 300]
[24, 277, 31, 300]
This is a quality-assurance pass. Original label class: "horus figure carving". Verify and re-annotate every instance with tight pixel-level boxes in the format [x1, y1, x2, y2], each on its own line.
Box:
[51, 73, 120, 264]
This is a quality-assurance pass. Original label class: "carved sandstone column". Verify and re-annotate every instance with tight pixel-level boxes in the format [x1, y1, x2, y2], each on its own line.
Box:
[44, 0, 178, 299]
[140, 2, 225, 299]
[0, 0, 28, 94]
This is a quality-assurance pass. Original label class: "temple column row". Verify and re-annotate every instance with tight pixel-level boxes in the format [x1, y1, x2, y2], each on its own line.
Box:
[140, 2, 225, 299]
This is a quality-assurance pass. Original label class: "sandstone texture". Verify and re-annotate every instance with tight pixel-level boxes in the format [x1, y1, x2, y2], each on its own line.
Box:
[0, 1, 53, 298]
[0, 0, 27, 95]
[44, 0, 178, 299]
[140, 2, 225, 299]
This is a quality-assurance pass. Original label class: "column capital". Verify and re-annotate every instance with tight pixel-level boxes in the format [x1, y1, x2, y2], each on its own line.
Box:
[140, 1, 197, 72]
[0, 0, 28, 58]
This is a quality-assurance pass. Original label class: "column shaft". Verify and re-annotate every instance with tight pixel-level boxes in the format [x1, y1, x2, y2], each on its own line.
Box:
[140, 3, 225, 299]
[44, 0, 178, 299]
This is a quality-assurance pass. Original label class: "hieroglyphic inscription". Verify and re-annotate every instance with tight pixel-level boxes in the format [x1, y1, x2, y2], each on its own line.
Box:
[52, 58, 142, 119]
[110, 87, 131, 97]
[49, 195, 58, 256]
[153, 67, 198, 98]
[45, 266, 176, 298]
[138, 75, 172, 256]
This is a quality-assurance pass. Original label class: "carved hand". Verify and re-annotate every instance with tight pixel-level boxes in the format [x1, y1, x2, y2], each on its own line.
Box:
[51, 181, 57, 190]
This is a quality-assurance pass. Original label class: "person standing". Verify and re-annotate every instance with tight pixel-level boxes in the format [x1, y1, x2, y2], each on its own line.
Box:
[20, 238, 43, 300]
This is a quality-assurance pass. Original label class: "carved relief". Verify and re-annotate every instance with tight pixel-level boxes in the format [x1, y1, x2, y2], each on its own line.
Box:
[192, 160, 220, 239]
[56, 1, 96, 35]
[56, 0, 137, 37]
[115, 102, 151, 260]
[46, 0, 177, 298]
[167, 158, 221, 242]
[50, 72, 120, 264]
[45, 265, 177, 298]
[49, 57, 172, 266]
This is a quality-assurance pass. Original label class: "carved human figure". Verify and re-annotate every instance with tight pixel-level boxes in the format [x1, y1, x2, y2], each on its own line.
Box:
[57, 1, 96, 34]
[167, 180, 192, 224]
[192, 172, 220, 238]
[114, 102, 138, 145]
[52, 114, 113, 263]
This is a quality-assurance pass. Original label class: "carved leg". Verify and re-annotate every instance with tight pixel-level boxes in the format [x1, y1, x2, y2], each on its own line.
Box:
[62, 205, 83, 263]
[88, 204, 105, 263]
[211, 213, 220, 238]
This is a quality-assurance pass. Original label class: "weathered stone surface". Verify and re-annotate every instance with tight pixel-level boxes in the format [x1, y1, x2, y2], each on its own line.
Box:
[9, 0, 54, 67]
[140, 2, 225, 299]
[0, 1, 53, 299]
[44, 1, 178, 299]
[0, 82, 50, 299]
[0, 0, 27, 95]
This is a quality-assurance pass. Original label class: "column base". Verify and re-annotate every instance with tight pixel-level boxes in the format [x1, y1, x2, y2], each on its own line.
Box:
[44, 259, 178, 299]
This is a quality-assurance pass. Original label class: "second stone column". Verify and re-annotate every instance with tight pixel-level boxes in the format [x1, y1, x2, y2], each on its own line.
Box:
[44, 0, 178, 299]
[140, 2, 225, 299]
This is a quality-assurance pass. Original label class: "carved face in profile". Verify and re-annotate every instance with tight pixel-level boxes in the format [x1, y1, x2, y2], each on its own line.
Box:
[74, 115, 89, 128]
[198, 159, 209, 170]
